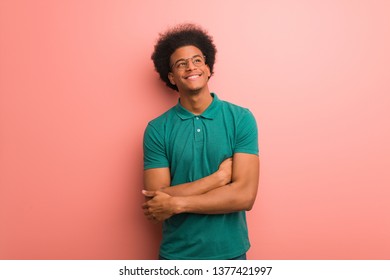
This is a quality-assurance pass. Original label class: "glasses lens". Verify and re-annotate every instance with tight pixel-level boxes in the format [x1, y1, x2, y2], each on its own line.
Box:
[175, 61, 187, 69]
[173, 55, 206, 70]
[192, 55, 205, 67]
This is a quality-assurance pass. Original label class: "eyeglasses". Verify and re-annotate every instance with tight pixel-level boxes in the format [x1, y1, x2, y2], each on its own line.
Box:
[170, 55, 206, 70]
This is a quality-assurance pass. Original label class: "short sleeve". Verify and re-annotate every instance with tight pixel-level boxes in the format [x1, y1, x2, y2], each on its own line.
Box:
[143, 123, 169, 169]
[234, 109, 259, 155]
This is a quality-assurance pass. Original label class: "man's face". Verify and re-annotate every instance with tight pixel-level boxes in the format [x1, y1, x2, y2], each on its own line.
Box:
[168, 46, 211, 94]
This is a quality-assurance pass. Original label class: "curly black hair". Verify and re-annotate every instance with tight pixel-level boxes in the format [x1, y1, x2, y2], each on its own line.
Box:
[151, 23, 217, 91]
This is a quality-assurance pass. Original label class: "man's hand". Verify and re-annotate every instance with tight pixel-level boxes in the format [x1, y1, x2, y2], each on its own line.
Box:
[218, 157, 233, 185]
[142, 190, 178, 222]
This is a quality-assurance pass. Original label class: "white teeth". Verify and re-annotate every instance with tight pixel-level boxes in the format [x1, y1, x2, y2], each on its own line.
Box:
[186, 75, 200, 80]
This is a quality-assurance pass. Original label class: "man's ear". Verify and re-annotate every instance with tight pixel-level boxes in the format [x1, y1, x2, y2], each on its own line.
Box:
[168, 72, 176, 85]
[206, 65, 211, 79]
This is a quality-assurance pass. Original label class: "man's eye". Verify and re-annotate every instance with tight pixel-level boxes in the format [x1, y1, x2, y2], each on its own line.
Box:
[177, 62, 186, 68]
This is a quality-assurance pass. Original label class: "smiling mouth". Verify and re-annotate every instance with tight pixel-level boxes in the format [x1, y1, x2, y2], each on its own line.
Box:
[185, 74, 201, 80]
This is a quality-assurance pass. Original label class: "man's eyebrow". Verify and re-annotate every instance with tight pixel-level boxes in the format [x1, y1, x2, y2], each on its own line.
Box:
[176, 54, 202, 62]
[185, 54, 202, 59]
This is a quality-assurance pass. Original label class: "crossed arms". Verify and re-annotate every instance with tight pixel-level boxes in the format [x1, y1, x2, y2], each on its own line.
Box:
[142, 153, 259, 223]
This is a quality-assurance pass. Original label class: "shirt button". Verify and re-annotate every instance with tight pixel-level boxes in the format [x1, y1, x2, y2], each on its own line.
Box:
[196, 117, 199, 120]
[197, 128, 201, 132]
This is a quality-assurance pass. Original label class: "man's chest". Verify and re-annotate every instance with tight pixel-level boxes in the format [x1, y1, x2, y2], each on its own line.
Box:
[165, 118, 235, 170]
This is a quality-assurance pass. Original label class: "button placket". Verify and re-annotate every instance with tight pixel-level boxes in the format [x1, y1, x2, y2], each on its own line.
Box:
[194, 116, 203, 142]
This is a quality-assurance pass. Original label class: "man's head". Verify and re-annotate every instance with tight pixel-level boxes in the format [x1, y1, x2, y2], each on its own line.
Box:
[151, 23, 217, 92]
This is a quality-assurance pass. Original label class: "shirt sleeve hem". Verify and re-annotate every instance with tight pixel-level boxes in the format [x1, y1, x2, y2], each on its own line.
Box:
[233, 149, 259, 156]
[144, 164, 170, 170]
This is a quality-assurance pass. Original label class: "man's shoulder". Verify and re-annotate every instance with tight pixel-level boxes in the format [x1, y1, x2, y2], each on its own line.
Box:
[148, 106, 176, 133]
[221, 99, 247, 110]
[219, 99, 254, 118]
[148, 106, 177, 127]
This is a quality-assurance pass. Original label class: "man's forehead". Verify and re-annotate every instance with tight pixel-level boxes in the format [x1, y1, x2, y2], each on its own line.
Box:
[170, 46, 203, 60]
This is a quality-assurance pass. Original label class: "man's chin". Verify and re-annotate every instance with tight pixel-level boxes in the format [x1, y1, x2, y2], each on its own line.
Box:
[178, 86, 203, 95]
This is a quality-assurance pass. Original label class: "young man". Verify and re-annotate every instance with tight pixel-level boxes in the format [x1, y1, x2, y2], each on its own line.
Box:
[142, 24, 259, 260]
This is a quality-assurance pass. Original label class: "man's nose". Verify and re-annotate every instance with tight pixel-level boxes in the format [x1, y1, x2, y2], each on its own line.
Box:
[185, 59, 197, 70]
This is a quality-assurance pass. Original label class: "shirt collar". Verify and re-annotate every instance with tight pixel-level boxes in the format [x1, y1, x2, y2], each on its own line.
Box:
[175, 93, 221, 120]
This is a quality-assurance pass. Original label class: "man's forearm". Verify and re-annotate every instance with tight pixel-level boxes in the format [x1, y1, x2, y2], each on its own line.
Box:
[160, 169, 229, 197]
[144, 158, 232, 197]
[142, 172, 233, 223]
[143, 154, 259, 221]
[171, 180, 258, 215]
[170, 154, 259, 215]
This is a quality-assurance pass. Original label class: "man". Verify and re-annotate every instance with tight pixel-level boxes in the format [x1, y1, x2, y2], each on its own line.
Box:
[142, 23, 259, 260]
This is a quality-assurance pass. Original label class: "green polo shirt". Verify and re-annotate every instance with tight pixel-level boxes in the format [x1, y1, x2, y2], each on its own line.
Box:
[143, 93, 258, 260]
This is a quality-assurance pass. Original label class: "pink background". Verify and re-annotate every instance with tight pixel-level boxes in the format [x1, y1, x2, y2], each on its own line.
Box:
[1, 0, 389, 259]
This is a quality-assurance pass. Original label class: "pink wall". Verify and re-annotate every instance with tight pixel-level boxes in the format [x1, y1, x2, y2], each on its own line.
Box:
[1, 0, 389, 259]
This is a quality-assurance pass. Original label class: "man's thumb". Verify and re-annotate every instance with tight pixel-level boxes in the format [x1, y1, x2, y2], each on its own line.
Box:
[142, 190, 156, 197]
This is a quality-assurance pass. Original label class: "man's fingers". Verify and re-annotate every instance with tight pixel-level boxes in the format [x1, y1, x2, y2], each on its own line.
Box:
[146, 214, 154, 220]
[141, 202, 150, 209]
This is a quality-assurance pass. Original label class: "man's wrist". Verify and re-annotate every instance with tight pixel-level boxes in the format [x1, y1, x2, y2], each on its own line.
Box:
[171, 196, 185, 215]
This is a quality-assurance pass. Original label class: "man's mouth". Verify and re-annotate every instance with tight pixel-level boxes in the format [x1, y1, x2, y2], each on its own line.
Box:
[185, 74, 201, 80]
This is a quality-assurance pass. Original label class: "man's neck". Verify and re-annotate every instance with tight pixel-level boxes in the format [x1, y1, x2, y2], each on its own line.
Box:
[179, 88, 213, 115]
